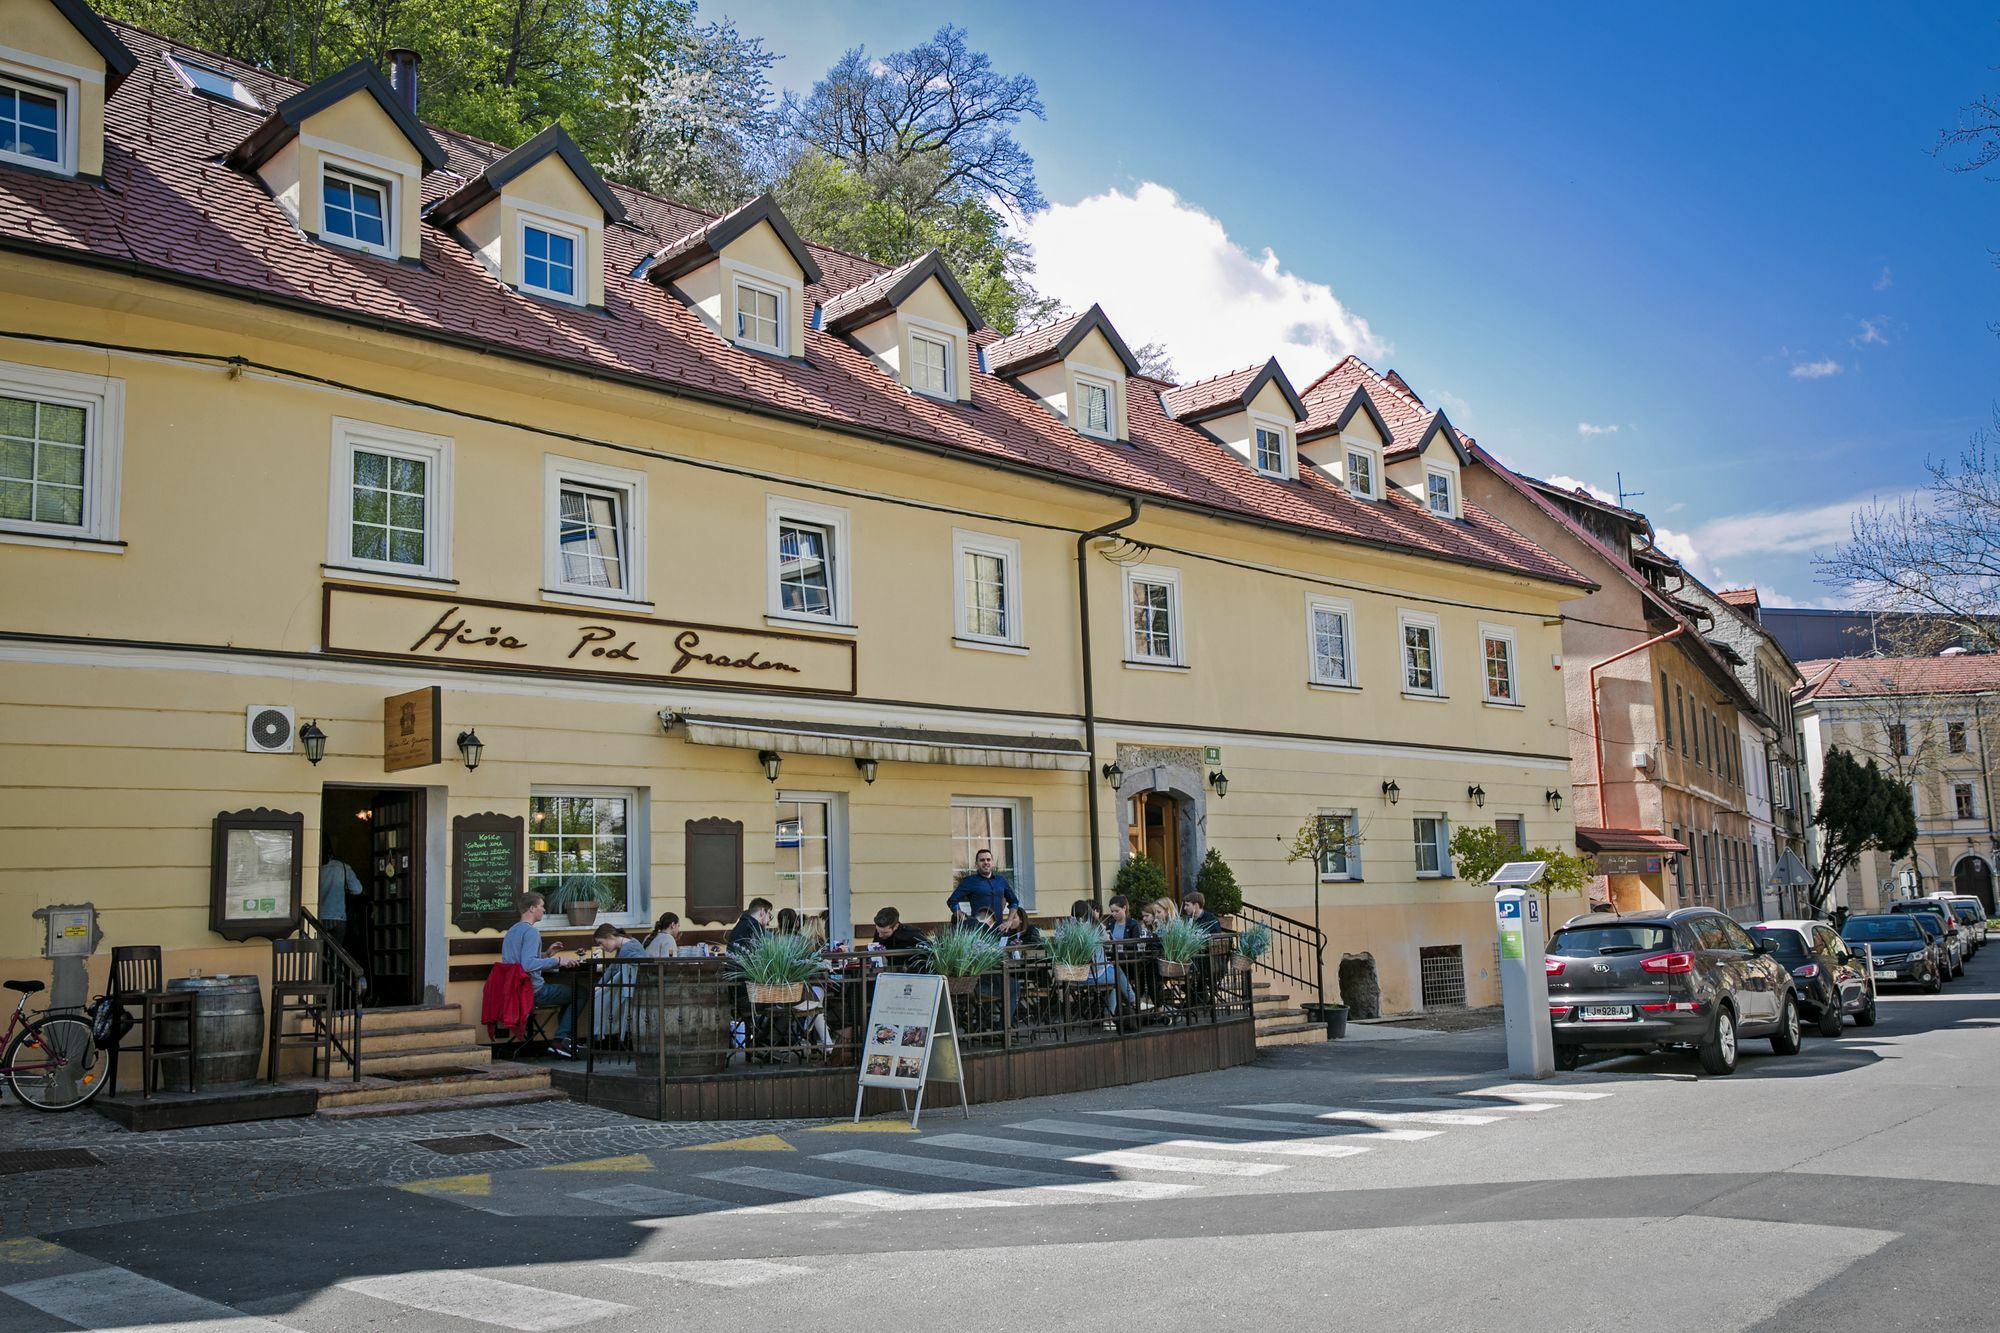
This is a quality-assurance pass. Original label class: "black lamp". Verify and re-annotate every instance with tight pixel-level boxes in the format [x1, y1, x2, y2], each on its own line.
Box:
[1209, 770, 1229, 799]
[1381, 778, 1400, 805]
[1545, 788, 1564, 812]
[456, 729, 483, 771]
[854, 756, 878, 784]
[758, 750, 782, 783]
[1102, 761, 1124, 786]
[299, 720, 328, 766]
[1467, 784, 1485, 808]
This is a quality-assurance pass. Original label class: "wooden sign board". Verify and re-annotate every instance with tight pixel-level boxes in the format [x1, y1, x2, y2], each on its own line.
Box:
[854, 972, 969, 1127]
[1595, 853, 1663, 876]
[384, 685, 441, 772]
[453, 812, 523, 931]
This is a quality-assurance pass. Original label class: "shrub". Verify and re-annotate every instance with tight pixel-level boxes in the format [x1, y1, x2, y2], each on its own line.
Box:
[920, 925, 1006, 978]
[1234, 921, 1273, 961]
[1155, 915, 1209, 964]
[1194, 847, 1242, 916]
[1044, 917, 1103, 967]
[724, 931, 824, 985]
[1114, 853, 1169, 902]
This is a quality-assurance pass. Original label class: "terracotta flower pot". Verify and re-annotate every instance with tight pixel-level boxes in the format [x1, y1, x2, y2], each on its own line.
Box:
[565, 901, 600, 928]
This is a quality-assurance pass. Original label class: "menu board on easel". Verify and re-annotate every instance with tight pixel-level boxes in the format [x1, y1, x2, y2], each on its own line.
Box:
[452, 812, 523, 931]
[853, 972, 969, 1127]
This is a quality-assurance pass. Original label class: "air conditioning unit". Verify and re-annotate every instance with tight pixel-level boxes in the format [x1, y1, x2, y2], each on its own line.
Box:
[245, 705, 296, 754]
[1632, 747, 1656, 773]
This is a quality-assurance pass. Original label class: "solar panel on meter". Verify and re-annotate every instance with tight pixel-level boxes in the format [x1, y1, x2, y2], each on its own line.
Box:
[1487, 861, 1548, 886]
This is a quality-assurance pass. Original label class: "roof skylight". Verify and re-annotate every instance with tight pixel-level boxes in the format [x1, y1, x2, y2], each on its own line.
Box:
[167, 55, 261, 110]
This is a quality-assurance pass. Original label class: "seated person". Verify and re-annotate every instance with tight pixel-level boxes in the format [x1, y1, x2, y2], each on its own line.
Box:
[500, 891, 584, 1058]
[870, 906, 929, 954]
[1182, 892, 1223, 935]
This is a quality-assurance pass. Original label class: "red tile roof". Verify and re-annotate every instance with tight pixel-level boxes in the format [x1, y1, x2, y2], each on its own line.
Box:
[0, 25, 1589, 589]
[984, 309, 1087, 375]
[1297, 354, 1457, 460]
[1717, 587, 1760, 609]
[1161, 362, 1266, 420]
[1796, 655, 2000, 701]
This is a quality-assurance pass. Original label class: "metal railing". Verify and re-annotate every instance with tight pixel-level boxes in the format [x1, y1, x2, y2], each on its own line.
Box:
[1233, 902, 1327, 1009]
[572, 935, 1254, 1101]
[297, 909, 366, 1082]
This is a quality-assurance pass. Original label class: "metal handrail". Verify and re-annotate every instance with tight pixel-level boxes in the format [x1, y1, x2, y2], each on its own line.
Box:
[298, 909, 365, 1082]
[1233, 901, 1327, 1009]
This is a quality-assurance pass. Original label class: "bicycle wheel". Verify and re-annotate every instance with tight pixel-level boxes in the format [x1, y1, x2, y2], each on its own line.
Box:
[5, 1014, 108, 1111]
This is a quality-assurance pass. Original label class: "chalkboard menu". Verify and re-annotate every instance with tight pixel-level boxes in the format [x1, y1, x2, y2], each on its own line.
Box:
[685, 817, 744, 925]
[453, 812, 523, 931]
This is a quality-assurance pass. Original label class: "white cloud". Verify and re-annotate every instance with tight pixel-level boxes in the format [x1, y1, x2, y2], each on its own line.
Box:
[1433, 390, 1474, 426]
[1852, 319, 1887, 347]
[1019, 182, 1386, 384]
[1545, 474, 1618, 505]
[1789, 359, 1843, 380]
[1576, 422, 1619, 437]
[1688, 494, 1899, 562]
[1652, 526, 1713, 582]
[1873, 266, 1893, 291]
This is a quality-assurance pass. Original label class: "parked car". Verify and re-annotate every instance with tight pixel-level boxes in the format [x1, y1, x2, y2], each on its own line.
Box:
[1546, 908, 1801, 1076]
[1937, 895, 1988, 950]
[1749, 920, 1875, 1034]
[1842, 913, 1942, 993]
[1889, 899, 1965, 977]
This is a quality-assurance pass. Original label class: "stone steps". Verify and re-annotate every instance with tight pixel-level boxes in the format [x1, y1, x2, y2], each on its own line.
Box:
[314, 1060, 553, 1112]
[314, 1085, 565, 1121]
[1253, 988, 1327, 1048]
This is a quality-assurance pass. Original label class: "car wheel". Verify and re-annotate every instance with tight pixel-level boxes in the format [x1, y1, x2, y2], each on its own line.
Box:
[1854, 996, 1878, 1028]
[1554, 1044, 1581, 1072]
[1771, 993, 1802, 1055]
[1816, 996, 1843, 1038]
[1925, 968, 1943, 995]
[1699, 1004, 1739, 1075]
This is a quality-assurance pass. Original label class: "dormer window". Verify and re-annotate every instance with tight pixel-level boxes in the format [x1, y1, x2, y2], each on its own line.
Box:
[1346, 446, 1379, 500]
[733, 277, 785, 354]
[1426, 468, 1456, 517]
[908, 329, 954, 398]
[321, 163, 393, 256]
[0, 74, 66, 172]
[520, 216, 583, 303]
[1074, 374, 1115, 439]
[1254, 423, 1292, 478]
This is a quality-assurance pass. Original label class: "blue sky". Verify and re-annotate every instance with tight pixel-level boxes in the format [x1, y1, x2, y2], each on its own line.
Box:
[720, 1, 1999, 607]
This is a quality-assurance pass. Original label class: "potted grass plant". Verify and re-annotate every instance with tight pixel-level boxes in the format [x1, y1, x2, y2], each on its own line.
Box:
[546, 874, 617, 928]
[1045, 917, 1102, 983]
[921, 924, 1006, 998]
[1155, 915, 1209, 978]
[726, 931, 824, 1005]
[1232, 920, 1272, 975]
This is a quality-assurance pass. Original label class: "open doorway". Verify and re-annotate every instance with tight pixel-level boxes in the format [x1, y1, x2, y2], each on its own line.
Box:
[321, 786, 427, 1007]
[1129, 791, 1183, 897]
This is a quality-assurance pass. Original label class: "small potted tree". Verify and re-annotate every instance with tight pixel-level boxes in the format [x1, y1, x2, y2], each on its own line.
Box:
[1194, 847, 1243, 917]
[1113, 853, 1169, 904]
[546, 874, 617, 929]
[1154, 915, 1209, 978]
[1285, 814, 1350, 1036]
[921, 924, 1006, 999]
[725, 931, 824, 1005]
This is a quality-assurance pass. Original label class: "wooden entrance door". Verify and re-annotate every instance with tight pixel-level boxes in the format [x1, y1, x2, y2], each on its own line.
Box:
[1129, 792, 1181, 895]
[1956, 856, 1995, 915]
[364, 791, 425, 1006]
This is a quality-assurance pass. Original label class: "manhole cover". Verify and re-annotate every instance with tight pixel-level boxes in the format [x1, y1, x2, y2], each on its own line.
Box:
[414, 1133, 524, 1156]
[0, 1149, 100, 1176]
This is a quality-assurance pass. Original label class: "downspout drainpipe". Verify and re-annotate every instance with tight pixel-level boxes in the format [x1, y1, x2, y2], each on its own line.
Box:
[1587, 625, 1687, 826]
[1079, 497, 1144, 906]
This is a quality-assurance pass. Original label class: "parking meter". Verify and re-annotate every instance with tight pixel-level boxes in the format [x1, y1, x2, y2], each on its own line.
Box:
[1490, 864, 1552, 1079]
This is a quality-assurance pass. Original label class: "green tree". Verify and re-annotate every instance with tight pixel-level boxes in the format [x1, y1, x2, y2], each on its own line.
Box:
[1193, 847, 1242, 917]
[1112, 853, 1168, 904]
[1810, 748, 1919, 915]
[1446, 826, 1594, 907]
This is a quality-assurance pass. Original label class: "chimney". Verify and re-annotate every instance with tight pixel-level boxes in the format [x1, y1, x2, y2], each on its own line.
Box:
[386, 48, 419, 115]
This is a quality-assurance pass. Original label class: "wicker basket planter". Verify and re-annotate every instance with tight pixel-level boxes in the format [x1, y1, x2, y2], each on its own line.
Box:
[1229, 954, 1253, 975]
[1158, 960, 1191, 979]
[944, 974, 981, 998]
[1051, 963, 1091, 983]
[747, 982, 804, 1006]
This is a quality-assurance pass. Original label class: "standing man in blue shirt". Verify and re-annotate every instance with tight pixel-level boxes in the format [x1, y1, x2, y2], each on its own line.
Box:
[318, 835, 363, 951]
[501, 891, 584, 1058]
[946, 849, 1020, 925]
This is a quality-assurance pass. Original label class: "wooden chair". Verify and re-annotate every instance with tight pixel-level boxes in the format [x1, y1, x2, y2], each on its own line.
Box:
[107, 945, 196, 1099]
[268, 937, 332, 1082]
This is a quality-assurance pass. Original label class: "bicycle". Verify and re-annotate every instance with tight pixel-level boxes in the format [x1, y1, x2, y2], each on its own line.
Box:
[1, 980, 109, 1112]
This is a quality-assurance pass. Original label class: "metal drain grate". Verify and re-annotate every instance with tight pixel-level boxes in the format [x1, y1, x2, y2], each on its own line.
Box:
[0, 1149, 101, 1176]
[1419, 944, 1468, 1011]
[413, 1133, 525, 1156]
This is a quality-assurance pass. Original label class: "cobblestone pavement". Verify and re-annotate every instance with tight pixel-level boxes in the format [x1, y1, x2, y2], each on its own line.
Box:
[0, 1098, 820, 1238]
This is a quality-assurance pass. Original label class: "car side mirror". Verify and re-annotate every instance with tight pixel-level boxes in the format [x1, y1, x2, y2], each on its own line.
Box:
[1753, 938, 1777, 954]
[1836, 951, 1854, 965]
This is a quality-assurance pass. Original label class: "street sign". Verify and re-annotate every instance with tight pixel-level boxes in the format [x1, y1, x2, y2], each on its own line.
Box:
[853, 973, 970, 1128]
[1772, 848, 1810, 888]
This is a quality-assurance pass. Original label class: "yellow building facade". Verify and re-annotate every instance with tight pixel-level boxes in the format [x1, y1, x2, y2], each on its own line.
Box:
[0, 6, 1587, 1020]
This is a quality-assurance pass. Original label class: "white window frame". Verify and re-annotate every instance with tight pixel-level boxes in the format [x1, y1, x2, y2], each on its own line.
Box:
[1250, 412, 1293, 479]
[0, 359, 123, 547]
[1413, 813, 1451, 879]
[723, 259, 797, 356]
[903, 316, 960, 400]
[165, 54, 261, 109]
[542, 454, 647, 605]
[0, 60, 80, 176]
[951, 796, 1034, 909]
[1123, 562, 1184, 668]
[318, 157, 396, 258]
[766, 494, 853, 628]
[1399, 609, 1443, 698]
[326, 417, 452, 580]
[1072, 371, 1118, 440]
[952, 528, 1023, 649]
[1479, 622, 1518, 705]
[1306, 592, 1355, 687]
[1318, 809, 1360, 881]
[517, 211, 587, 305]
[1344, 441, 1381, 500]
[527, 784, 648, 929]
[1425, 467, 1457, 517]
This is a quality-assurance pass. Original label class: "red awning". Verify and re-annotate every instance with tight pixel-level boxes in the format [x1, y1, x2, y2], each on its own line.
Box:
[1574, 827, 1688, 855]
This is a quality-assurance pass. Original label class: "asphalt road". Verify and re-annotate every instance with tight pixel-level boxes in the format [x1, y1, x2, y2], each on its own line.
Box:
[6, 943, 2000, 1332]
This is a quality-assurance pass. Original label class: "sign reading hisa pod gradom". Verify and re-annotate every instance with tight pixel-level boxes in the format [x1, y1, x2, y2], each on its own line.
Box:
[322, 584, 858, 697]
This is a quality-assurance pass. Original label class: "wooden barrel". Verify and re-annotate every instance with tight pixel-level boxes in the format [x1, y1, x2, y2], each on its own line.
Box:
[162, 975, 265, 1088]
[635, 959, 730, 1077]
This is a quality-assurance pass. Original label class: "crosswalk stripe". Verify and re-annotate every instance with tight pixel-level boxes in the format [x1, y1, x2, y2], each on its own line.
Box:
[1092, 1108, 1441, 1142]
[5, 1267, 296, 1333]
[919, 1131, 1285, 1177]
[340, 1271, 629, 1331]
[1466, 1085, 1614, 1101]
[815, 1147, 1196, 1200]
[697, 1165, 1024, 1211]
[1369, 1096, 1556, 1112]
[600, 1260, 810, 1289]
[1232, 1103, 1505, 1126]
[1007, 1118, 1370, 1159]
[568, 1184, 729, 1216]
